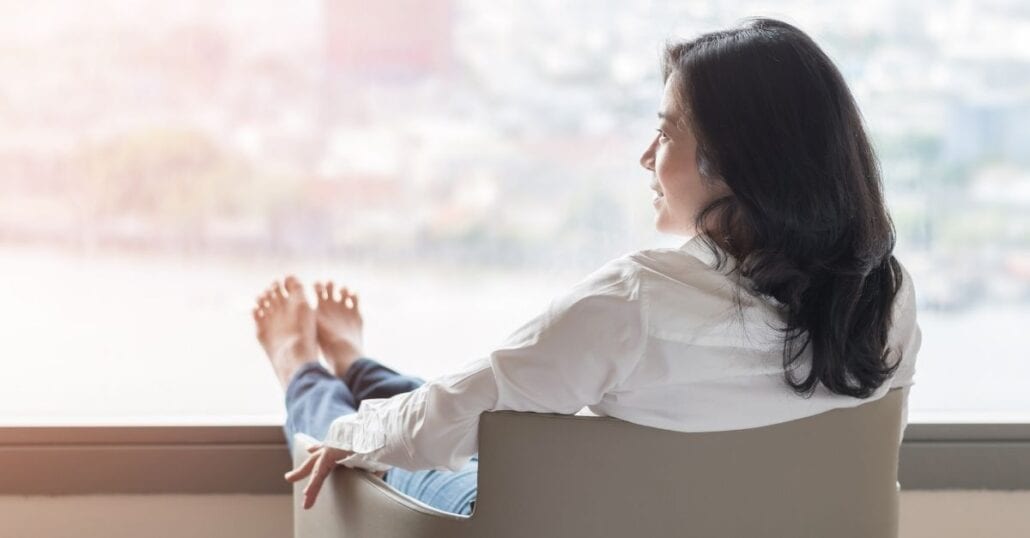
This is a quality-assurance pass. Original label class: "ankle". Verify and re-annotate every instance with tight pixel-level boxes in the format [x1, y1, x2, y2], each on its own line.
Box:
[273, 345, 318, 389]
[326, 340, 361, 366]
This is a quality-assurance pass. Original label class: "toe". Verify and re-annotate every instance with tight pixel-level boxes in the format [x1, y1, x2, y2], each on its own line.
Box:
[348, 291, 359, 310]
[314, 282, 326, 303]
[272, 281, 287, 305]
[284, 275, 302, 296]
[252, 307, 264, 322]
[339, 286, 349, 305]
[326, 281, 335, 302]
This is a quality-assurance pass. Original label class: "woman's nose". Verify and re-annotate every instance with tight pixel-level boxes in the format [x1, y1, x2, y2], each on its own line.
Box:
[639, 143, 655, 171]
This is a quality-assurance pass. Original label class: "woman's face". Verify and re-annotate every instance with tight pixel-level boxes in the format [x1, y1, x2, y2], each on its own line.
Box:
[639, 71, 728, 237]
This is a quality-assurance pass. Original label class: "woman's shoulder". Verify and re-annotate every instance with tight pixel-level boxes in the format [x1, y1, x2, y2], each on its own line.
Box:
[555, 244, 741, 324]
[571, 245, 711, 296]
[530, 255, 648, 342]
[887, 257, 921, 388]
[564, 253, 646, 303]
[889, 257, 919, 333]
[625, 236, 722, 270]
[621, 240, 747, 300]
[894, 258, 918, 309]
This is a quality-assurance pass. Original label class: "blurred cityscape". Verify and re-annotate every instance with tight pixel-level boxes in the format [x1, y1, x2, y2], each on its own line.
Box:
[1, 0, 1028, 419]
[2, 0, 1029, 305]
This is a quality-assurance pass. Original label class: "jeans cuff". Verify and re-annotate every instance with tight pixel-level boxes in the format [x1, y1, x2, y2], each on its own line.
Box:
[341, 356, 377, 386]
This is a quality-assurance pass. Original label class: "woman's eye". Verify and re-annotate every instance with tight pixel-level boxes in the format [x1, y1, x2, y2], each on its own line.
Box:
[656, 129, 669, 142]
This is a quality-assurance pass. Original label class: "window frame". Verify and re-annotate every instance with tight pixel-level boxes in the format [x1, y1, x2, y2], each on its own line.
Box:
[1, 422, 1027, 494]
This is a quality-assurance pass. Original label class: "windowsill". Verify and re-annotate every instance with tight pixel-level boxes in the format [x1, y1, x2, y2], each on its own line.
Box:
[910, 411, 1030, 424]
[0, 414, 286, 428]
[1, 421, 1028, 494]
[0, 423, 290, 495]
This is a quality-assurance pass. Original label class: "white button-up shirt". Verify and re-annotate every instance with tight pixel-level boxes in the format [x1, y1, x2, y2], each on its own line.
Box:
[325, 235, 921, 472]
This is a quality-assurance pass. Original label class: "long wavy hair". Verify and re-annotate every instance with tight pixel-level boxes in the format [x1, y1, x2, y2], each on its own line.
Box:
[664, 18, 904, 398]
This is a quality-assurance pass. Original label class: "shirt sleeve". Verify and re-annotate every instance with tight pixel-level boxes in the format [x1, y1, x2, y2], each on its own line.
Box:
[323, 256, 647, 472]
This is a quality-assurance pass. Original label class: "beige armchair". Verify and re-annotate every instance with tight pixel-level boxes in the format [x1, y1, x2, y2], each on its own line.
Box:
[291, 388, 903, 537]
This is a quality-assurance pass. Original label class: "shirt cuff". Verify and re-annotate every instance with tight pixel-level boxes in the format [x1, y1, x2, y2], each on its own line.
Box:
[324, 413, 394, 473]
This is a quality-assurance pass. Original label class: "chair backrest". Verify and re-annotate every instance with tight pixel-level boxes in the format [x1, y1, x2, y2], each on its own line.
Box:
[293, 388, 903, 538]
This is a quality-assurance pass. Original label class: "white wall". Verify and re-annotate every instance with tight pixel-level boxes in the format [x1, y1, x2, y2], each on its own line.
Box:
[1, 491, 1028, 538]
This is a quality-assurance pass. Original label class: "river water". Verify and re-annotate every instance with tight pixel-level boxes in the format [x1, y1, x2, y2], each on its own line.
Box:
[2, 245, 1027, 425]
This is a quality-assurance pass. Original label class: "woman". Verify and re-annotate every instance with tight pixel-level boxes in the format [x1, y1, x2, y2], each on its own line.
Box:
[254, 17, 921, 516]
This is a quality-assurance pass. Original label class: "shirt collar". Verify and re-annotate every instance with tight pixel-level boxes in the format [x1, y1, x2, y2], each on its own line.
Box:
[680, 234, 787, 309]
[678, 233, 727, 270]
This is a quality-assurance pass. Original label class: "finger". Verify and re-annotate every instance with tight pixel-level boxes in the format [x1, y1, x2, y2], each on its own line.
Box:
[285, 451, 318, 482]
[284, 452, 319, 483]
[303, 453, 334, 510]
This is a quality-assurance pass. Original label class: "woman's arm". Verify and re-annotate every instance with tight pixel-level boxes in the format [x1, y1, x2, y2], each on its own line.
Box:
[321, 256, 648, 473]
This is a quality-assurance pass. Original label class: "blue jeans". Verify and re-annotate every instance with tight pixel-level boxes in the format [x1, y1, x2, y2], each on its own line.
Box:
[283, 358, 478, 516]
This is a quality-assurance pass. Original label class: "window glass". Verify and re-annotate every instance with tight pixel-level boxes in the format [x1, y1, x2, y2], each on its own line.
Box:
[1, 0, 1027, 424]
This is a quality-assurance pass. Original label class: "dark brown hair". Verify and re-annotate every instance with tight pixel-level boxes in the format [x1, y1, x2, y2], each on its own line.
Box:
[664, 18, 903, 398]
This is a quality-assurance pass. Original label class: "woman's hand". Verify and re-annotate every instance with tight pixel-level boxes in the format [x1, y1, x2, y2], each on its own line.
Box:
[284, 442, 354, 509]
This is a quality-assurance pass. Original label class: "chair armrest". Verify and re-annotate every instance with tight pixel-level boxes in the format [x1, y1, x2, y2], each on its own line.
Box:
[291, 433, 475, 538]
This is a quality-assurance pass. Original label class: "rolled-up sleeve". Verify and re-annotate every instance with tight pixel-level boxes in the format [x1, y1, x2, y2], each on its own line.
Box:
[323, 256, 647, 472]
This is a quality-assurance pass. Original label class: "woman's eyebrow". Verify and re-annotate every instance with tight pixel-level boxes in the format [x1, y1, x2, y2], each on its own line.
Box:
[657, 111, 680, 124]
[658, 110, 691, 131]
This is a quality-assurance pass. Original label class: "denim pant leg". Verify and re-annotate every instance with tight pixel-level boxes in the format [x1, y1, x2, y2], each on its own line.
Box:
[283, 358, 479, 516]
[342, 358, 479, 516]
[339, 357, 428, 406]
[282, 362, 358, 455]
[383, 455, 479, 516]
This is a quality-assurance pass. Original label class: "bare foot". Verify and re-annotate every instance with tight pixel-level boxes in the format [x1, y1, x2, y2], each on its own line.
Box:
[252, 275, 319, 389]
[312, 280, 365, 377]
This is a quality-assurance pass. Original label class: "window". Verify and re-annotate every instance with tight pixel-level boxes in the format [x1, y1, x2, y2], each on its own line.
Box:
[2, 0, 1027, 425]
